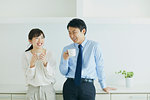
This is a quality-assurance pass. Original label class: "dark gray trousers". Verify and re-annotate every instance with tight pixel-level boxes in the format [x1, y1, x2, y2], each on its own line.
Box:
[63, 78, 96, 100]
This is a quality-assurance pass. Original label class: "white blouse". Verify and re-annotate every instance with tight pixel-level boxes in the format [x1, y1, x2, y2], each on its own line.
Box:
[22, 50, 56, 86]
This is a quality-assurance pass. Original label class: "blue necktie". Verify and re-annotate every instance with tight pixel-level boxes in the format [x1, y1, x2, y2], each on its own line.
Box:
[74, 44, 82, 86]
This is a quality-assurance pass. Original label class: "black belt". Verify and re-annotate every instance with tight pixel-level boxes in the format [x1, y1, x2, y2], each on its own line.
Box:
[67, 78, 93, 83]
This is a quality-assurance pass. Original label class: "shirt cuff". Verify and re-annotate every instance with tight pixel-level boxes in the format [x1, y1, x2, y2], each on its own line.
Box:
[44, 62, 51, 70]
[43, 62, 54, 76]
[63, 59, 68, 65]
[28, 66, 35, 72]
[99, 80, 107, 89]
[59, 59, 69, 75]
[26, 66, 36, 78]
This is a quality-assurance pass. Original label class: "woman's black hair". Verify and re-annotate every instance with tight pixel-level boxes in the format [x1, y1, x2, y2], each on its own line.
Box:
[67, 18, 87, 35]
[25, 28, 45, 52]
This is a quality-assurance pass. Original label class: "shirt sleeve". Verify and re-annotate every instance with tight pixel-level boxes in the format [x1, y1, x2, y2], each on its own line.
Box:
[22, 52, 35, 80]
[43, 51, 56, 77]
[94, 43, 107, 89]
[59, 47, 69, 76]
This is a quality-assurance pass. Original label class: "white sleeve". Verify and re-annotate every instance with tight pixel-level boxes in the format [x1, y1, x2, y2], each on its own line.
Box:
[22, 52, 35, 80]
[43, 51, 56, 77]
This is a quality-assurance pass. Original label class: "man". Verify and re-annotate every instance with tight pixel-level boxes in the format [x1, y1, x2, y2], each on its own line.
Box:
[59, 18, 115, 100]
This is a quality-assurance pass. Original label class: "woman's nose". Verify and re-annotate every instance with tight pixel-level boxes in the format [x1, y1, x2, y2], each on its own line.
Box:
[38, 38, 42, 42]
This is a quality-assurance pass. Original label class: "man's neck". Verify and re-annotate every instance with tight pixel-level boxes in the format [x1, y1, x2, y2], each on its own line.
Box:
[78, 37, 85, 45]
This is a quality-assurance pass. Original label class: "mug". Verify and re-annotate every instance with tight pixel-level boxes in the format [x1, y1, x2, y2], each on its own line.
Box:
[68, 49, 76, 57]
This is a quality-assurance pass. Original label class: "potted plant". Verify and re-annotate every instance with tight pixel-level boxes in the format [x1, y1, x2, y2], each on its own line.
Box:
[116, 70, 134, 88]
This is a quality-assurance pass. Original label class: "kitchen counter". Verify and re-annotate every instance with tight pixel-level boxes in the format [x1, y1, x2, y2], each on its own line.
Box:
[0, 84, 150, 94]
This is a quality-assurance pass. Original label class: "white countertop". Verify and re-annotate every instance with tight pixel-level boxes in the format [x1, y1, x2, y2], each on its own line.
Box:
[0, 84, 150, 94]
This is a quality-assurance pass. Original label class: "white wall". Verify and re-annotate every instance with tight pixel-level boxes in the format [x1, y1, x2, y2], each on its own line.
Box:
[86, 19, 150, 87]
[0, 18, 72, 91]
[0, 0, 76, 17]
[0, 18, 150, 91]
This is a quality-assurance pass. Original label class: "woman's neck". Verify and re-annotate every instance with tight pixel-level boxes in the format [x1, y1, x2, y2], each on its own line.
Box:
[31, 48, 43, 53]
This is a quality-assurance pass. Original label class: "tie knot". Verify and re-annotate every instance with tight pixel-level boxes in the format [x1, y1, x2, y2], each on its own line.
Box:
[78, 44, 82, 49]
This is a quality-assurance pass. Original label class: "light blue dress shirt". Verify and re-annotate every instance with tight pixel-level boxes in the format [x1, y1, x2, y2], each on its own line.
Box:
[59, 38, 106, 89]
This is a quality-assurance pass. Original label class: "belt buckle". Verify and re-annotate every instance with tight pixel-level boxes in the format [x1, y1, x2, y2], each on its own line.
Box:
[84, 78, 88, 82]
[83, 78, 92, 83]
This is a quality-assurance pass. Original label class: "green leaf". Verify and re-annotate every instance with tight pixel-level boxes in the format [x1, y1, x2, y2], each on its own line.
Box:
[115, 70, 134, 78]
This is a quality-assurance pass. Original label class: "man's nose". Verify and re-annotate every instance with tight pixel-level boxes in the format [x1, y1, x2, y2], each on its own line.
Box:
[70, 34, 74, 38]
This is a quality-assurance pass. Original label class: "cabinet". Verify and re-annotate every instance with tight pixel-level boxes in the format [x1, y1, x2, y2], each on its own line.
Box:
[56, 94, 110, 100]
[0, 0, 76, 17]
[111, 94, 147, 100]
[82, 0, 150, 18]
[12, 94, 26, 100]
[96, 94, 110, 100]
[0, 94, 11, 100]
[56, 94, 63, 100]
[0, 93, 150, 100]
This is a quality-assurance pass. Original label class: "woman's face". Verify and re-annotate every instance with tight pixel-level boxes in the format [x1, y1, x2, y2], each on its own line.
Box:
[29, 34, 45, 49]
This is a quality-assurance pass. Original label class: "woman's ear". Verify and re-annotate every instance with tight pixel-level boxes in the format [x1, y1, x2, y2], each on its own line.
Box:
[28, 40, 32, 44]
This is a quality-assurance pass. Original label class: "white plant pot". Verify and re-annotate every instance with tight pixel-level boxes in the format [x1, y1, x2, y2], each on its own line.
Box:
[125, 78, 132, 88]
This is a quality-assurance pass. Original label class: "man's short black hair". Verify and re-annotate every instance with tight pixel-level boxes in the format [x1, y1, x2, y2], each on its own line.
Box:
[67, 18, 87, 35]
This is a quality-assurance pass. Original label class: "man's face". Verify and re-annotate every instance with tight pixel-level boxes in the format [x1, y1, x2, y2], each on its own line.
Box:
[68, 27, 85, 44]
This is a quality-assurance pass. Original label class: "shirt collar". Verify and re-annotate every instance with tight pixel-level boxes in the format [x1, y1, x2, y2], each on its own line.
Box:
[74, 38, 87, 48]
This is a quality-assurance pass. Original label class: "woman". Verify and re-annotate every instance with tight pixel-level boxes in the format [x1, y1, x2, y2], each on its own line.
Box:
[22, 28, 56, 100]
